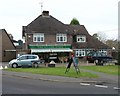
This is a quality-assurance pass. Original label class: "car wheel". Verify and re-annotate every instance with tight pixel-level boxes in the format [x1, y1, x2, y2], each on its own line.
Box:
[12, 63, 18, 68]
[33, 63, 38, 68]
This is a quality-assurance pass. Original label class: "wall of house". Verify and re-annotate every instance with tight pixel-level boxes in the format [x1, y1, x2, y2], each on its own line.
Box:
[2, 31, 16, 62]
[26, 33, 73, 48]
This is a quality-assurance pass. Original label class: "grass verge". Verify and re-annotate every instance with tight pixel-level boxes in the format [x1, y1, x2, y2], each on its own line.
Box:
[80, 65, 119, 75]
[5, 67, 98, 78]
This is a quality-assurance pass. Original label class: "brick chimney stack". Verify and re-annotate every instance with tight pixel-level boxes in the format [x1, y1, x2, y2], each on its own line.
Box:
[42, 11, 49, 16]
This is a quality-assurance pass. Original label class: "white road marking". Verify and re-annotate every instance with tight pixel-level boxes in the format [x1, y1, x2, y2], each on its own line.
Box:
[95, 85, 108, 88]
[113, 87, 120, 90]
[80, 83, 90, 86]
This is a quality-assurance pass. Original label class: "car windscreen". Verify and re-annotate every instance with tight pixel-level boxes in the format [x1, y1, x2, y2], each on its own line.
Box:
[87, 52, 107, 57]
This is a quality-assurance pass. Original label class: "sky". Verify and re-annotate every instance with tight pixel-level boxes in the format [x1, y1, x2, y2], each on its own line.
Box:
[0, 0, 118, 40]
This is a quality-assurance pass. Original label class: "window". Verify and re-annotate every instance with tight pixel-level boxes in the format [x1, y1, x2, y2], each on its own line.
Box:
[33, 33, 44, 42]
[99, 50, 107, 55]
[56, 34, 67, 42]
[77, 35, 86, 42]
[75, 49, 85, 57]
[27, 56, 37, 59]
[19, 56, 27, 60]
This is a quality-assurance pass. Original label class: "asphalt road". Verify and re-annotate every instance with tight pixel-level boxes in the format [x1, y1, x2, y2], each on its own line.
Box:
[2, 74, 119, 95]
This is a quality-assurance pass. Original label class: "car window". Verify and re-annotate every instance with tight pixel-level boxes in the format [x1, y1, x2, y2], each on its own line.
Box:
[87, 53, 92, 56]
[19, 56, 27, 60]
[97, 52, 102, 56]
[89, 52, 107, 57]
[27, 56, 37, 59]
[93, 53, 97, 56]
[101, 53, 106, 56]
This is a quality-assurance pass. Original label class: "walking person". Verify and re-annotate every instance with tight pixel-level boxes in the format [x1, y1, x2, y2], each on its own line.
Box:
[65, 52, 80, 74]
[65, 57, 73, 74]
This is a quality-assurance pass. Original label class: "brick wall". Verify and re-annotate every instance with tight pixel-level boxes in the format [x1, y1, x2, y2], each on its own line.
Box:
[26, 33, 73, 49]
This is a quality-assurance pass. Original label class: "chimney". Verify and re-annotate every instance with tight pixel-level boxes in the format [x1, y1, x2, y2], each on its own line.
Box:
[42, 11, 49, 16]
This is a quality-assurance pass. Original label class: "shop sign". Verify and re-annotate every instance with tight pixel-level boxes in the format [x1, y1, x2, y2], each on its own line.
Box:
[29, 45, 72, 49]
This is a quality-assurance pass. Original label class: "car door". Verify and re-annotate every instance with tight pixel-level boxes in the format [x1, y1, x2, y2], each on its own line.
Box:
[17, 56, 29, 67]
[27, 56, 36, 66]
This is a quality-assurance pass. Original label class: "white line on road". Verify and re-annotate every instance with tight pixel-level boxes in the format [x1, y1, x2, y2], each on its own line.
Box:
[113, 87, 120, 90]
[95, 85, 108, 88]
[80, 83, 90, 86]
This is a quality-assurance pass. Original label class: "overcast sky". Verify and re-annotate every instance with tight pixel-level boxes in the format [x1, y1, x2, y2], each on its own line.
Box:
[0, 0, 118, 40]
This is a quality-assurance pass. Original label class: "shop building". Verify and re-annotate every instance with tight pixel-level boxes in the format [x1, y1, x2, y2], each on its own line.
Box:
[22, 11, 111, 62]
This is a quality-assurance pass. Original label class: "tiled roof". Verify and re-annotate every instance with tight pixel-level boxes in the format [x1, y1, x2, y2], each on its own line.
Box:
[69, 25, 111, 49]
[23, 15, 72, 36]
[22, 12, 111, 49]
[0, 29, 16, 49]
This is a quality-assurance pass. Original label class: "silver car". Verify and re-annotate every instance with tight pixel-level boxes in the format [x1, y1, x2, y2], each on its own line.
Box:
[9, 54, 40, 68]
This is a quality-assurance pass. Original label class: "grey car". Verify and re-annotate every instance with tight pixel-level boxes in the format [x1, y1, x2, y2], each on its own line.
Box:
[9, 54, 41, 68]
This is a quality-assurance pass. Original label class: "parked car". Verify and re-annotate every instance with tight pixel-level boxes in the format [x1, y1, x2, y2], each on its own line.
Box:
[9, 54, 45, 68]
[86, 51, 112, 65]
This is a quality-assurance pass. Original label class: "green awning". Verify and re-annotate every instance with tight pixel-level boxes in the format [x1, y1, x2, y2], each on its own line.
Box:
[29, 45, 72, 49]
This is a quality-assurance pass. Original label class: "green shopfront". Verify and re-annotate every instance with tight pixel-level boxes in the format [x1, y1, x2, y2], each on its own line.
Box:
[28, 44, 73, 63]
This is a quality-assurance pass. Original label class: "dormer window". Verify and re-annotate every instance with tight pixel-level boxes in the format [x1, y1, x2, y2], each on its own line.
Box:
[77, 35, 86, 42]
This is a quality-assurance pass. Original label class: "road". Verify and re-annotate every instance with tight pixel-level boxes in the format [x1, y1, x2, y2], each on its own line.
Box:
[2, 73, 119, 95]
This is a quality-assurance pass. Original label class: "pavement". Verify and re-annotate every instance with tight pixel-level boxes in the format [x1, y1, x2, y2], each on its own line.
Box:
[1, 62, 119, 84]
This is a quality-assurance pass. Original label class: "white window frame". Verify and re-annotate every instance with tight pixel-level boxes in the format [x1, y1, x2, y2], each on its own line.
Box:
[33, 33, 44, 42]
[77, 35, 86, 42]
[99, 50, 107, 55]
[75, 49, 86, 57]
[56, 34, 67, 42]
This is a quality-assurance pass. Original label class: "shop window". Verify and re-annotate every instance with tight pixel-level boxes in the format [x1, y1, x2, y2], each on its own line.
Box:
[33, 33, 44, 42]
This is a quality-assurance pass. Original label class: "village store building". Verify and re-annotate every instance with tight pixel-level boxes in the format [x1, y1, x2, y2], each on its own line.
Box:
[22, 11, 111, 63]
